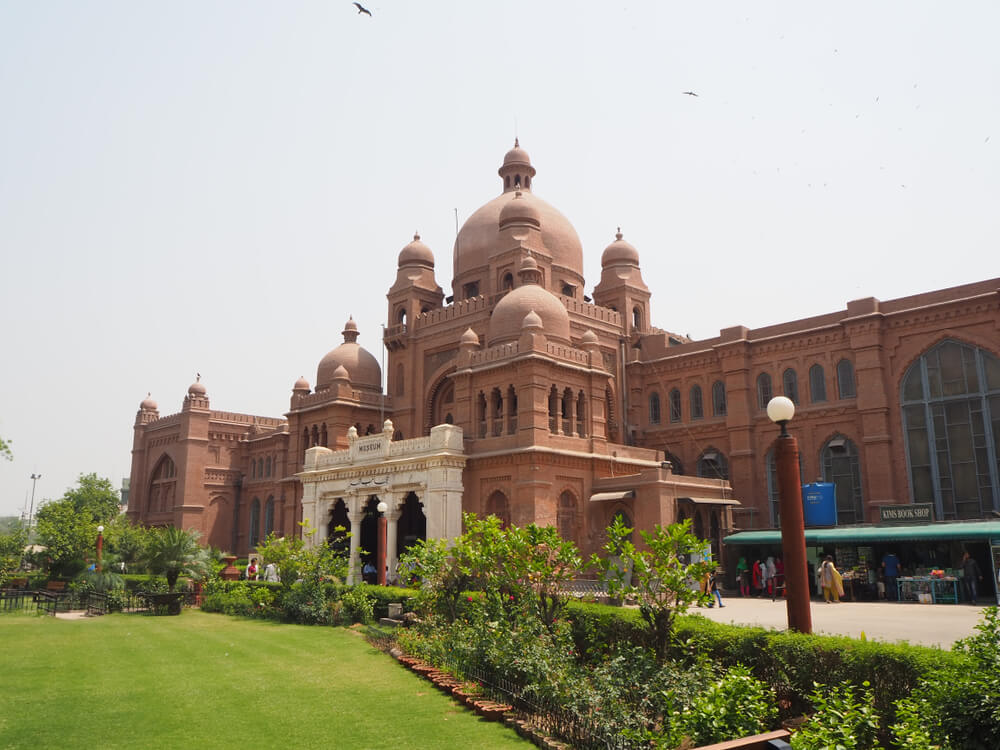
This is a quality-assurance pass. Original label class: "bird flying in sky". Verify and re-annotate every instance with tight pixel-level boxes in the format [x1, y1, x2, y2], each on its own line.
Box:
[353, 2, 372, 16]
[682, 91, 698, 97]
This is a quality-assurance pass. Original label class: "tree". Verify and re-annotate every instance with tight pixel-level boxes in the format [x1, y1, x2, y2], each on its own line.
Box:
[502, 523, 581, 633]
[0, 433, 11, 462]
[0, 526, 27, 586]
[145, 527, 210, 591]
[590, 516, 713, 661]
[254, 521, 351, 589]
[103, 515, 153, 573]
[34, 473, 122, 577]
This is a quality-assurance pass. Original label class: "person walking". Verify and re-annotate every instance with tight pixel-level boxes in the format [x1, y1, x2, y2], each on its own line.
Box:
[960, 551, 983, 604]
[752, 558, 764, 596]
[708, 569, 725, 608]
[819, 555, 843, 603]
[765, 556, 777, 596]
[245, 557, 259, 581]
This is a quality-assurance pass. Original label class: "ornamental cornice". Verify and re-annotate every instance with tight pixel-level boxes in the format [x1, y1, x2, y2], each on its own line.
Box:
[886, 299, 998, 330]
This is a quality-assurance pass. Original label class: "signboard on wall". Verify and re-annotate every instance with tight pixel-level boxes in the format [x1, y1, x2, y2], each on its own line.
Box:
[879, 504, 934, 524]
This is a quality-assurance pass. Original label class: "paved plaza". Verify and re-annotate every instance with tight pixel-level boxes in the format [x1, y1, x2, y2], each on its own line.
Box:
[690, 594, 995, 649]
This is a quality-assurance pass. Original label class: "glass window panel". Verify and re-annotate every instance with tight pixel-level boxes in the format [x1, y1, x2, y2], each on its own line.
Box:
[985, 352, 1000, 390]
[902, 365, 924, 402]
[809, 364, 827, 402]
[911, 466, 934, 502]
[963, 346, 980, 393]
[939, 342, 967, 396]
[837, 360, 856, 398]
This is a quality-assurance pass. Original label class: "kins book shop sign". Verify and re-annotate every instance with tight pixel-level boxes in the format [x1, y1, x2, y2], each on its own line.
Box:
[879, 504, 934, 524]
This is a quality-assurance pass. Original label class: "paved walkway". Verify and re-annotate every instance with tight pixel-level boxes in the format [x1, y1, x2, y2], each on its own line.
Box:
[689, 594, 993, 648]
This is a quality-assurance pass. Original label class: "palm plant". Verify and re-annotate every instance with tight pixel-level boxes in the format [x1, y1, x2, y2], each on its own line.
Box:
[145, 527, 211, 591]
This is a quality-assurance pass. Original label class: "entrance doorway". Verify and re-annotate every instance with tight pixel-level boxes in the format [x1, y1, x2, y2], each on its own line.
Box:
[396, 492, 426, 557]
[327, 499, 350, 556]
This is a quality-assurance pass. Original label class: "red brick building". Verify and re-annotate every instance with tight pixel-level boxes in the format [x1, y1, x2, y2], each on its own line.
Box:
[128, 142, 1000, 568]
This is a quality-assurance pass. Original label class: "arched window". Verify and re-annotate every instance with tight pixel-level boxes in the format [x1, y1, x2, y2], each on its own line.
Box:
[398, 308, 407, 327]
[712, 381, 727, 417]
[690, 385, 703, 420]
[257, 458, 264, 479]
[576, 390, 586, 437]
[809, 364, 827, 403]
[502, 272, 514, 291]
[633, 307, 642, 330]
[491, 387, 504, 437]
[837, 359, 856, 399]
[757, 373, 773, 410]
[477, 392, 487, 438]
[321, 424, 328, 447]
[148, 455, 177, 514]
[507, 385, 518, 435]
[649, 392, 661, 424]
[821, 436, 864, 525]
[263, 497, 275, 537]
[265, 457, 271, 478]
[549, 386, 559, 432]
[311, 425, 319, 447]
[783, 368, 799, 404]
[557, 490, 577, 541]
[669, 388, 682, 422]
[697, 450, 729, 480]
[485, 490, 511, 528]
[249, 498, 261, 547]
[901, 340, 1000, 520]
[302, 427, 310, 452]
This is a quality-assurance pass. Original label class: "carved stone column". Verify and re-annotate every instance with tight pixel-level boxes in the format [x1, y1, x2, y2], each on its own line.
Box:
[347, 506, 364, 585]
[385, 506, 402, 583]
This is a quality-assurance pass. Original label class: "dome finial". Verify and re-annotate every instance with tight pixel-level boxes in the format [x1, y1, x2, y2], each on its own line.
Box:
[414, 230, 420, 240]
[616, 227, 623, 240]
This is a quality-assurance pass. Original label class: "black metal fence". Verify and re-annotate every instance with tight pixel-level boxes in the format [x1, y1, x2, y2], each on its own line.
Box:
[364, 627, 630, 750]
[1, 588, 196, 617]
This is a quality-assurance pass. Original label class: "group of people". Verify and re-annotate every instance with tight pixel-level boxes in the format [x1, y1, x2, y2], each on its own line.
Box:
[244, 557, 280, 582]
[734, 556, 785, 598]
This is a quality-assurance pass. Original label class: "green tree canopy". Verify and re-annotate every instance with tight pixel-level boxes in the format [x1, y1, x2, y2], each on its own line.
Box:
[34, 473, 122, 577]
[0, 433, 12, 462]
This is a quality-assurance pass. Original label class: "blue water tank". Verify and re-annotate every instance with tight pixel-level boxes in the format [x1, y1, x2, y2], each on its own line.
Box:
[802, 482, 837, 526]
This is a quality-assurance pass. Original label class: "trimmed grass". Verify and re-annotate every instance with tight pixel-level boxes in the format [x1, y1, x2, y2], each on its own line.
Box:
[0, 610, 529, 749]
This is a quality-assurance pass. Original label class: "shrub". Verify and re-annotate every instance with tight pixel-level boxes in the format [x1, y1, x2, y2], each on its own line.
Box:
[791, 681, 880, 750]
[672, 665, 778, 746]
[340, 587, 375, 624]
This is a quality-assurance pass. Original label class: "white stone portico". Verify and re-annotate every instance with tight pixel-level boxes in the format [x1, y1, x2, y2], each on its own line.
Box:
[298, 420, 466, 583]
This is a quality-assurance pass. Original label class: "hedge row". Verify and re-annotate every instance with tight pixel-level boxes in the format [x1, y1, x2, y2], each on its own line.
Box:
[565, 600, 964, 724]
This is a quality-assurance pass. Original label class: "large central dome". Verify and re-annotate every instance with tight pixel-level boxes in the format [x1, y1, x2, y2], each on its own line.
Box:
[452, 142, 584, 298]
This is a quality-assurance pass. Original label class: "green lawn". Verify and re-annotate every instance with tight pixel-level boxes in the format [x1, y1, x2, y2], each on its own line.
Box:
[0, 610, 529, 749]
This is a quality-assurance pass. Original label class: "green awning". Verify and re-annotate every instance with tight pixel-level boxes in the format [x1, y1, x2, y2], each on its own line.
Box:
[723, 520, 1000, 546]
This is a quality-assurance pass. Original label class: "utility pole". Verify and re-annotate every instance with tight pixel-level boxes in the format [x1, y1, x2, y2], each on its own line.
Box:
[27, 473, 41, 538]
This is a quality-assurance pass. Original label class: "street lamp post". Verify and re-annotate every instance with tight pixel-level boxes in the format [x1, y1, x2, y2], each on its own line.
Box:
[376, 501, 388, 586]
[766, 396, 813, 634]
[96, 525, 104, 573]
[27, 473, 41, 536]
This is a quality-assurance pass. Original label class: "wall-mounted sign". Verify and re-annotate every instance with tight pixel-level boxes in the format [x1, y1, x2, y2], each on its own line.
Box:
[879, 503, 933, 524]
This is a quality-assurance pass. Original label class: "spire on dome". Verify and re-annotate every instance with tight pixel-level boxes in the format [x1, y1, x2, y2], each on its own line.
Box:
[342, 317, 359, 343]
[499, 139, 536, 193]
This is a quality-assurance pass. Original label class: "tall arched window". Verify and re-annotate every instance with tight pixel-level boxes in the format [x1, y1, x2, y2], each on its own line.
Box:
[821, 436, 864, 524]
[783, 368, 799, 404]
[837, 359, 856, 399]
[507, 385, 518, 435]
[690, 385, 703, 420]
[901, 340, 1000, 519]
[649, 392, 661, 424]
[697, 450, 729, 480]
[809, 364, 827, 402]
[477, 392, 487, 438]
[757, 373, 773, 410]
[265, 457, 272, 478]
[263, 497, 275, 537]
[249, 498, 261, 547]
[501, 272, 514, 291]
[669, 388, 682, 422]
[632, 307, 642, 330]
[557, 490, 578, 541]
[712, 380, 727, 417]
[576, 390, 586, 437]
[257, 458, 264, 479]
[148, 455, 177, 514]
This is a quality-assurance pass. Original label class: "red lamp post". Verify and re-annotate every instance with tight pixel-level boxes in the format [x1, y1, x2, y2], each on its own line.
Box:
[376, 501, 388, 586]
[767, 397, 813, 634]
[96, 525, 104, 573]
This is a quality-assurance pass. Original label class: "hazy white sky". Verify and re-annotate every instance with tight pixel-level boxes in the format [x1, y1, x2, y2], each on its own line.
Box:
[1, 1, 998, 517]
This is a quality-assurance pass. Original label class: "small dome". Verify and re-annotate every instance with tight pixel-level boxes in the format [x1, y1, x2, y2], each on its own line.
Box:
[601, 229, 640, 267]
[499, 191, 541, 229]
[332, 364, 349, 381]
[383, 418, 394, 433]
[488, 283, 570, 345]
[293, 376, 310, 392]
[398, 232, 435, 268]
[581, 329, 599, 346]
[502, 139, 532, 168]
[140, 393, 158, 411]
[460, 327, 480, 346]
[316, 319, 382, 392]
[522, 310, 543, 329]
[188, 376, 207, 397]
